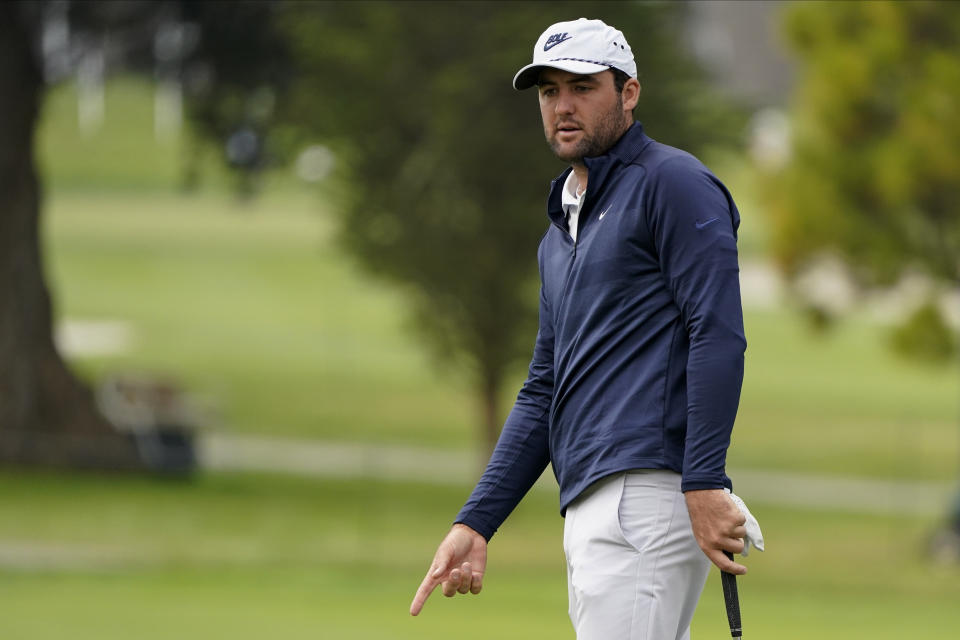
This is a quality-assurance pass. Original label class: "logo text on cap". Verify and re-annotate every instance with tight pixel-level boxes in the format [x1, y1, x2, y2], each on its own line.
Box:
[543, 33, 572, 51]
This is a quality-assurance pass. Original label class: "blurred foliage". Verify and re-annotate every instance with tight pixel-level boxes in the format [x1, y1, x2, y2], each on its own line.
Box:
[175, 2, 296, 195]
[889, 302, 957, 365]
[274, 0, 744, 446]
[763, 0, 960, 287]
[49, 1, 298, 194]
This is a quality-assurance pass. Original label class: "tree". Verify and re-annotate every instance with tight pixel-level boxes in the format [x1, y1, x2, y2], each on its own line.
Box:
[277, 0, 744, 453]
[764, 0, 960, 556]
[761, 0, 960, 351]
[0, 1, 293, 469]
[0, 5, 137, 469]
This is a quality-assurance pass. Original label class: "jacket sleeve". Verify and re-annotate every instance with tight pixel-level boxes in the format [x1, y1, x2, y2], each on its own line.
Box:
[454, 278, 554, 541]
[646, 155, 746, 493]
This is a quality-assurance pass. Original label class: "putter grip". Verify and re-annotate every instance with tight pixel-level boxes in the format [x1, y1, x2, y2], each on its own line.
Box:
[721, 551, 742, 638]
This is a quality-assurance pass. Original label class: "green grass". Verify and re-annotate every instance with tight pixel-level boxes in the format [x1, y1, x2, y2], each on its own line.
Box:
[36, 75, 252, 194]
[0, 470, 958, 639]
[39, 76, 186, 192]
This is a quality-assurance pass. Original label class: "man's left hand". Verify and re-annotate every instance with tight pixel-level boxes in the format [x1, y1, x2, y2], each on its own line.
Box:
[685, 489, 748, 574]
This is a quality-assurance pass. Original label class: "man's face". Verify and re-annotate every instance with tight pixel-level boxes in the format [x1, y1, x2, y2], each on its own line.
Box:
[537, 68, 635, 164]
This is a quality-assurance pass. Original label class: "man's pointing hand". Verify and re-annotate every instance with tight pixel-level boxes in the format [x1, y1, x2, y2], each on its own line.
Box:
[410, 524, 488, 616]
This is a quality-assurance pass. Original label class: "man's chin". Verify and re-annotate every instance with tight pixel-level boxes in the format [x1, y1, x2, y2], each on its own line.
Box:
[549, 142, 586, 164]
[555, 154, 583, 164]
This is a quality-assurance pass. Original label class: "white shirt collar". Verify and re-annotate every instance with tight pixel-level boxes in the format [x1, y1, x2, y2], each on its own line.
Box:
[561, 170, 583, 241]
[561, 170, 582, 209]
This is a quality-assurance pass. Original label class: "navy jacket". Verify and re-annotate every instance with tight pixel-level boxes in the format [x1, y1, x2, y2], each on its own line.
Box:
[456, 123, 746, 541]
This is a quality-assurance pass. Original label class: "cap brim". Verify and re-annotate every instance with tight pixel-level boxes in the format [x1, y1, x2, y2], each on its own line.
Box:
[512, 60, 611, 90]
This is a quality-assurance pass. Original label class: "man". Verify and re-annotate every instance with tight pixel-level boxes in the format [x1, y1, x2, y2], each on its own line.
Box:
[410, 18, 762, 639]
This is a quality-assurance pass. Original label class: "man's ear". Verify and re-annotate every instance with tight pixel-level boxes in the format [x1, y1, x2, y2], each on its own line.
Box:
[622, 77, 641, 111]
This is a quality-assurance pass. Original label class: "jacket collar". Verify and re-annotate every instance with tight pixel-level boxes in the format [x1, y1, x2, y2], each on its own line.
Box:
[547, 122, 651, 228]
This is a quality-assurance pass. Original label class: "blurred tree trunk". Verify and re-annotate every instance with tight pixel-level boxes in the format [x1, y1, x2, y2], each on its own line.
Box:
[0, 6, 143, 470]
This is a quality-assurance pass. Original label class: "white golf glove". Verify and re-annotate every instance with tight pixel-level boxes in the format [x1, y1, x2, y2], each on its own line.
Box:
[725, 489, 765, 556]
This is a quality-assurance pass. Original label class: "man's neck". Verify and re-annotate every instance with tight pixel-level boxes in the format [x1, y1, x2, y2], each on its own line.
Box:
[572, 163, 588, 197]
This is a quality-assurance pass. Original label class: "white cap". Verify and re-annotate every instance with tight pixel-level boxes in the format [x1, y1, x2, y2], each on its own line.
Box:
[513, 18, 637, 90]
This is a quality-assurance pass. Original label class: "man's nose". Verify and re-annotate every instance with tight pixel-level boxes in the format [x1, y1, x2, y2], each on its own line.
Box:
[555, 90, 575, 114]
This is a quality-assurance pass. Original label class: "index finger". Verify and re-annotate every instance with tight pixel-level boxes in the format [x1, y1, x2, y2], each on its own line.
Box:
[410, 569, 442, 616]
[709, 548, 747, 575]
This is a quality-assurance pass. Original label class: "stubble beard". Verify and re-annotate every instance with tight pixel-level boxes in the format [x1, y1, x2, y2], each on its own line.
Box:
[547, 96, 630, 165]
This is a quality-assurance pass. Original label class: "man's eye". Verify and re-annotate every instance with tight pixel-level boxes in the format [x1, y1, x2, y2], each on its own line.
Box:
[575, 85, 591, 92]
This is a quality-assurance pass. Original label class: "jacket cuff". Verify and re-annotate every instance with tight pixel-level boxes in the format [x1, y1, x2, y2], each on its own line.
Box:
[681, 476, 732, 493]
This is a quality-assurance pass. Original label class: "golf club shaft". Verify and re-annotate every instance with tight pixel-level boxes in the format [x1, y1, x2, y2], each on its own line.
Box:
[721, 551, 742, 638]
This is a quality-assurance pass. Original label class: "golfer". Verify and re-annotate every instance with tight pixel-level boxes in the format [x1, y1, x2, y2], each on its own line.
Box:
[411, 18, 761, 639]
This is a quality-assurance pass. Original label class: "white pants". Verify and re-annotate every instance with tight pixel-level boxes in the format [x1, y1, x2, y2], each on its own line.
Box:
[563, 470, 710, 640]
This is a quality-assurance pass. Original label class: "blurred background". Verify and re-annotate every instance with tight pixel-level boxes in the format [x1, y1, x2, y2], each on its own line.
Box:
[1, 1, 958, 638]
